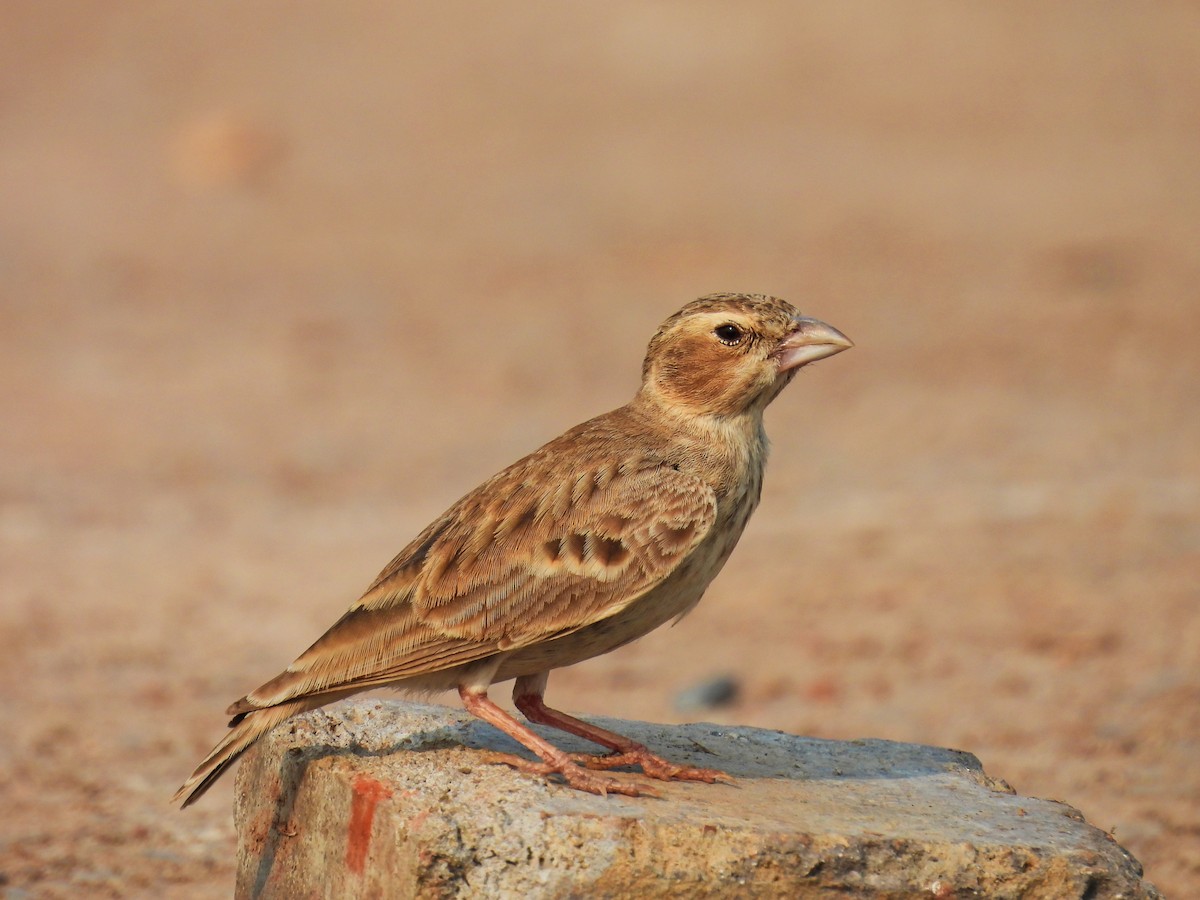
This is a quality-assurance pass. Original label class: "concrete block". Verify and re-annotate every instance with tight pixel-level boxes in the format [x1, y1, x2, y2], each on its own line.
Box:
[234, 701, 1159, 899]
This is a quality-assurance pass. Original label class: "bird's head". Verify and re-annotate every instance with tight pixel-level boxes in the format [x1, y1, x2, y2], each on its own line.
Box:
[639, 293, 853, 419]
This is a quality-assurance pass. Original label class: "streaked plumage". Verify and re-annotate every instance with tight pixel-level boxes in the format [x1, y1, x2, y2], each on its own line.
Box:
[175, 292, 852, 805]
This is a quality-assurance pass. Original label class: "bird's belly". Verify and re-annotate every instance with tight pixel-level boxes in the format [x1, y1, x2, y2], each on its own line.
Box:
[493, 533, 737, 682]
[493, 587, 693, 679]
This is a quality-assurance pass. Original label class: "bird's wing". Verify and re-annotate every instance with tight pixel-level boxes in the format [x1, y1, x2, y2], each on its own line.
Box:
[231, 454, 716, 714]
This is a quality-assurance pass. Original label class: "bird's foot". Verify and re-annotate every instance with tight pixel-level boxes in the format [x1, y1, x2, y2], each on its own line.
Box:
[573, 748, 734, 785]
[482, 751, 659, 797]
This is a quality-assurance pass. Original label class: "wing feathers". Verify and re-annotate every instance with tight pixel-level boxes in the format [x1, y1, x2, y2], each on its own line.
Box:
[229, 424, 716, 717]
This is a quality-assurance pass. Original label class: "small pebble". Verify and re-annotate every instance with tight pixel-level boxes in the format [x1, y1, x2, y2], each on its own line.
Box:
[674, 674, 740, 712]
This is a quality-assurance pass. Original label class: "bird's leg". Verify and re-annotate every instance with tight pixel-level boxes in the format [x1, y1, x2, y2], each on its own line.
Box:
[511, 674, 733, 785]
[457, 685, 655, 797]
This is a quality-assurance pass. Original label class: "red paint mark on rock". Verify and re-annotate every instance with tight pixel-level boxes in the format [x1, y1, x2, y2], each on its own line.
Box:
[345, 774, 393, 875]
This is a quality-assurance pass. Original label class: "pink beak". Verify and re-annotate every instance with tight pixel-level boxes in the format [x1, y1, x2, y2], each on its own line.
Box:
[777, 317, 854, 372]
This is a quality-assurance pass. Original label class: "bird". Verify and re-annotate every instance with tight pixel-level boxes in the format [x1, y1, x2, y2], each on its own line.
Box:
[174, 292, 852, 806]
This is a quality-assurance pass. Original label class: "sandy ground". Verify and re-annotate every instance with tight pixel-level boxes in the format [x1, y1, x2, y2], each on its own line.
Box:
[2, 4, 1198, 897]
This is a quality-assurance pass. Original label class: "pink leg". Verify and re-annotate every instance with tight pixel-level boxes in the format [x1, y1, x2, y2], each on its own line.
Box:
[458, 686, 653, 797]
[512, 674, 733, 785]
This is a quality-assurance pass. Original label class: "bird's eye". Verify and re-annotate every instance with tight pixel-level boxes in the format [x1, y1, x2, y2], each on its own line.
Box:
[714, 323, 744, 345]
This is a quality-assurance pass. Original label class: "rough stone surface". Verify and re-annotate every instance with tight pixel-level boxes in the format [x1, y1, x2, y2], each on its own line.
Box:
[234, 701, 1159, 899]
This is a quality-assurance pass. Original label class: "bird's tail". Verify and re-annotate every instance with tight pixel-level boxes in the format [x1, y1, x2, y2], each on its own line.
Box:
[173, 699, 316, 808]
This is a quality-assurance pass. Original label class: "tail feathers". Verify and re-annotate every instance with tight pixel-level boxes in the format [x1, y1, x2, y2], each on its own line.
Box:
[173, 699, 314, 808]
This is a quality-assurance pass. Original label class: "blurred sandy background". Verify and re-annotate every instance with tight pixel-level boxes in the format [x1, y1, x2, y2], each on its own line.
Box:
[2, 3, 1197, 896]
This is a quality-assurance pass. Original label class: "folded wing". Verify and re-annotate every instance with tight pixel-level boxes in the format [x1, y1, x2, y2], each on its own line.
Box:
[229, 453, 716, 716]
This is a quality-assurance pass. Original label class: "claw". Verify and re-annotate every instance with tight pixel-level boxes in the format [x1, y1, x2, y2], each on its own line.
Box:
[573, 749, 734, 785]
[482, 751, 657, 797]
